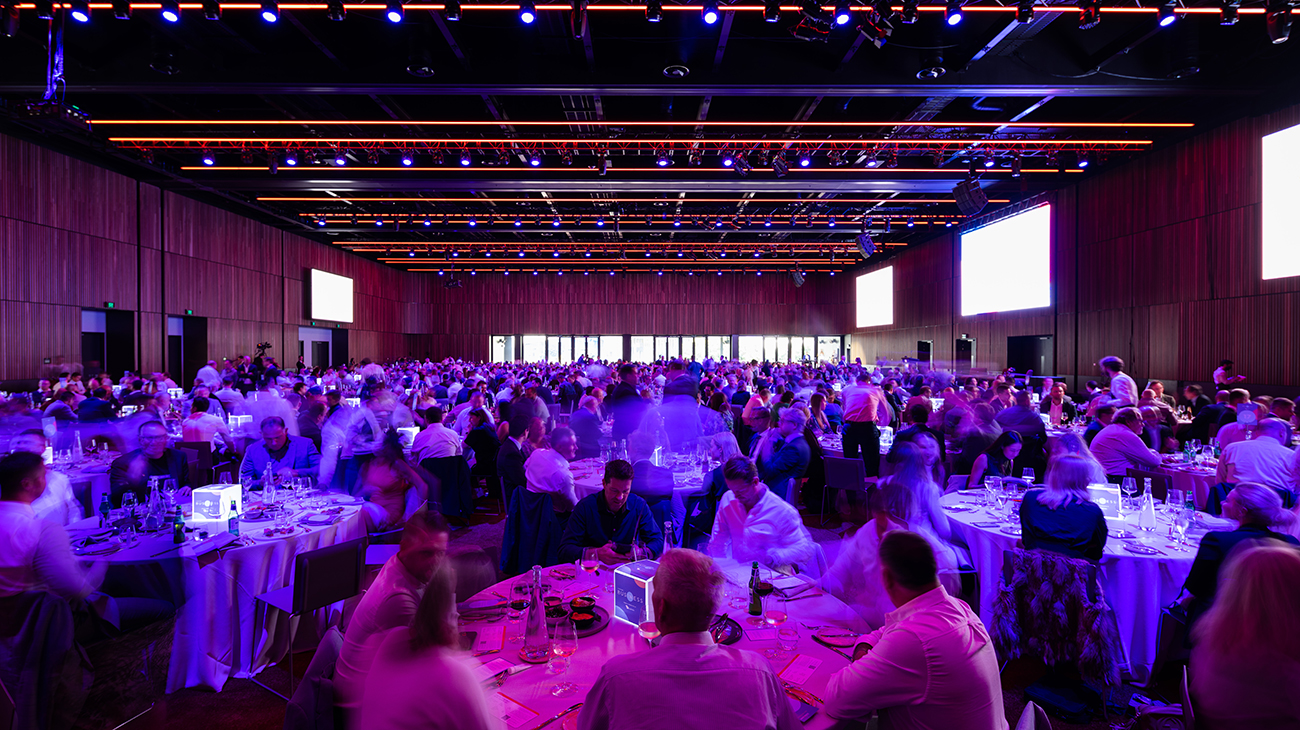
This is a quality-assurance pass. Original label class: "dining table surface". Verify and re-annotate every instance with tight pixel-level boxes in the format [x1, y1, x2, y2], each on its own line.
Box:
[461, 558, 873, 729]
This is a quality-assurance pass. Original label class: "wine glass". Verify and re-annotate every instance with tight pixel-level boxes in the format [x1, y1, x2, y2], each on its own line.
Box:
[580, 547, 600, 576]
[121, 491, 138, 516]
[507, 577, 532, 627]
[1021, 468, 1036, 484]
[548, 619, 579, 697]
[1121, 477, 1139, 511]
[1172, 507, 1192, 549]
[749, 581, 775, 627]
[161, 478, 178, 510]
[766, 627, 799, 661]
[983, 478, 998, 509]
[765, 589, 789, 627]
[727, 584, 749, 611]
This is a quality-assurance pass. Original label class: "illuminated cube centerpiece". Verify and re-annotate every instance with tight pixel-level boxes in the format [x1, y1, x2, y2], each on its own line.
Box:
[190, 483, 243, 532]
[612, 560, 659, 626]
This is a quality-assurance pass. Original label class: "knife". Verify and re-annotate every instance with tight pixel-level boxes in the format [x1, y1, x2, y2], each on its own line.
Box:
[811, 634, 855, 661]
[534, 702, 583, 729]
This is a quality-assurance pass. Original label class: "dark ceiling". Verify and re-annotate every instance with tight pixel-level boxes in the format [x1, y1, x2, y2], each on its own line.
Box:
[2, 0, 1298, 275]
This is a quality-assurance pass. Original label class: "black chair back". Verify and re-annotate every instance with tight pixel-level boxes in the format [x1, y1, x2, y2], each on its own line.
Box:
[292, 537, 367, 615]
[422, 456, 475, 519]
[1125, 468, 1171, 503]
[823, 456, 870, 494]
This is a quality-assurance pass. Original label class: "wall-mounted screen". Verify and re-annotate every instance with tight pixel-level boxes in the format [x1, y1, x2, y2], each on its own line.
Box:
[1263, 124, 1300, 280]
[855, 267, 894, 328]
[960, 204, 1051, 316]
[310, 269, 354, 323]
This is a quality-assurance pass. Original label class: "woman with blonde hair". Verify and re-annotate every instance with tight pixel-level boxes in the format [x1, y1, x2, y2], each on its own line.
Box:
[1045, 431, 1107, 484]
[1191, 543, 1300, 729]
[1019, 454, 1108, 561]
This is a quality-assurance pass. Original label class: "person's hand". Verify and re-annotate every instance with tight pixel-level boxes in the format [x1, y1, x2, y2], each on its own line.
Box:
[597, 543, 628, 565]
[176, 486, 191, 498]
[852, 643, 872, 662]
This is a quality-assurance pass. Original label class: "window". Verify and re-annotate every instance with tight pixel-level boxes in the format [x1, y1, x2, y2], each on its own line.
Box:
[680, 337, 693, 360]
[763, 337, 777, 363]
[655, 336, 668, 360]
[600, 335, 623, 361]
[737, 336, 762, 363]
[560, 337, 573, 364]
[777, 336, 790, 363]
[491, 335, 516, 363]
[588, 336, 600, 360]
[631, 336, 654, 363]
[547, 336, 560, 362]
[668, 337, 679, 359]
[802, 337, 815, 362]
[522, 336, 545, 362]
[790, 337, 803, 363]
[817, 336, 840, 363]
[694, 337, 707, 360]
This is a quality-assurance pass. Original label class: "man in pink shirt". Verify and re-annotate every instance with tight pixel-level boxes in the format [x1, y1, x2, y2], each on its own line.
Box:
[840, 372, 893, 476]
[1089, 407, 1162, 480]
[824, 531, 1008, 730]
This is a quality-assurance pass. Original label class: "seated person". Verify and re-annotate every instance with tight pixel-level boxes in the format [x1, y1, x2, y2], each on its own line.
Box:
[11, 430, 81, 525]
[1190, 544, 1300, 730]
[76, 387, 115, 423]
[335, 513, 449, 713]
[109, 420, 192, 505]
[706, 456, 818, 576]
[1216, 418, 1297, 494]
[1214, 402, 1265, 449]
[1045, 432, 1107, 484]
[238, 416, 321, 484]
[1039, 382, 1078, 426]
[1139, 405, 1178, 453]
[569, 395, 604, 459]
[523, 426, 579, 516]
[753, 406, 812, 503]
[558, 459, 663, 565]
[576, 548, 800, 730]
[359, 433, 430, 532]
[181, 396, 235, 452]
[1089, 407, 1162, 480]
[966, 431, 1022, 491]
[627, 430, 675, 503]
[822, 443, 964, 628]
[1082, 404, 1115, 447]
[462, 408, 500, 478]
[411, 406, 461, 461]
[1181, 483, 1299, 627]
[742, 406, 771, 456]
[823, 531, 1008, 729]
[1019, 454, 1108, 562]
[889, 403, 946, 463]
[359, 565, 497, 730]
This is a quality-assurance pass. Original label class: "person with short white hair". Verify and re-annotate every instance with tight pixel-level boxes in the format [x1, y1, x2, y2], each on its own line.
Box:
[1217, 418, 1298, 495]
[569, 395, 604, 459]
[576, 548, 800, 730]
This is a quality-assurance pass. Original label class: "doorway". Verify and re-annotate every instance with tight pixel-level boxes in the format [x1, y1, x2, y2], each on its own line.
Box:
[955, 338, 976, 373]
[917, 340, 933, 367]
[1007, 335, 1054, 378]
[298, 327, 333, 368]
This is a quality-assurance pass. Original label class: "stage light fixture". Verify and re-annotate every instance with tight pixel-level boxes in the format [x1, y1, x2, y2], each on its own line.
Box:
[513, 217, 522, 227]
[400, 149, 414, 167]
[1078, 0, 1099, 28]
[268, 155, 278, 174]
[70, 0, 90, 22]
[1016, 0, 1032, 22]
[673, 216, 682, 227]
[518, 249, 526, 257]
[721, 151, 735, 168]
[764, 215, 773, 227]
[468, 216, 477, 227]
[459, 150, 472, 167]
[444, 0, 460, 19]
[1157, 1, 1176, 26]
[316, 217, 327, 227]
[945, 0, 962, 24]
[1077, 151, 1091, 168]
[797, 151, 812, 168]
[864, 151, 879, 168]
[983, 153, 996, 168]
[900, 0, 918, 22]
[764, 0, 780, 21]
[646, 0, 663, 21]
[201, 0, 222, 18]
[1267, 0, 1290, 42]
[828, 216, 836, 227]
[656, 149, 673, 167]
[519, 0, 535, 23]
[327, 0, 345, 19]
[585, 250, 592, 257]
[906, 217, 915, 227]
[553, 216, 562, 227]
[552, 249, 560, 258]
[201, 149, 216, 166]
[702, 0, 719, 24]
[261, 0, 279, 22]
[772, 154, 788, 178]
[528, 151, 542, 167]
[333, 149, 349, 166]
[160, 0, 180, 22]
[834, 1, 851, 24]
[715, 217, 725, 228]
[596, 216, 605, 227]
[423, 219, 432, 227]
[1011, 154, 1022, 178]
[386, 0, 403, 22]
[1219, 0, 1237, 24]
[111, 0, 131, 18]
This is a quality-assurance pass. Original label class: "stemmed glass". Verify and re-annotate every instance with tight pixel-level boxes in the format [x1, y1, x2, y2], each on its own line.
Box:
[1171, 506, 1192, 550]
[580, 547, 600, 576]
[1021, 468, 1036, 484]
[766, 627, 799, 661]
[983, 477, 1000, 511]
[765, 590, 789, 627]
[749, 581, 775, 627]
[548, 619, 579, 697]
[161, 478, 178, 511]
[506, 576, 532, 643]
[1121, 477, 1139, 512]
[121, 491, 138, 517]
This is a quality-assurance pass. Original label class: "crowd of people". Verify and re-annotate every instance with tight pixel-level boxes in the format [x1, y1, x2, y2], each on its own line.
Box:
[3, 350, 1300, 729]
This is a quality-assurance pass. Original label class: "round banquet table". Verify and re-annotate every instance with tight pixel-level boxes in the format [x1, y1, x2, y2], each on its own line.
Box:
[66, 492, 367, 692]
[938, 491, 1235, 684]
[461, 559, 871, 730]
[1154, 458, 1217, 510]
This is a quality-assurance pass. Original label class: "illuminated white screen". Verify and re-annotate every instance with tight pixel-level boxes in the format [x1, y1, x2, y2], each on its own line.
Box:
[310, 269, 354, 323]
[960, 204, 1052, 316]
[1262, 124, 1300, 280]
[855, 267, 893, 328]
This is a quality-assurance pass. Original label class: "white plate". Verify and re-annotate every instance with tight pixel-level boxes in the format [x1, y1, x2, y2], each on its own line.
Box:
[1000, 525, 1023, 536]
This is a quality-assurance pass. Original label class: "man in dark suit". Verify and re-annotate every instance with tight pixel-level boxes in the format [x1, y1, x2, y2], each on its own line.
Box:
[109, 420, 191, 505]
[729, 383, 751, 406]
[1038, 382, 1078, 426]
[569, 396, 604, 459]
[1189, 390, 1231, 444]
[627, 430, 675, 503]
[76, 387, 115, 423]
[889, 403, 947, 462]
[753, 407, 811, 504]
[495, 414, 530, 505]
[609, 364, 646, 444]
[1182, 384, 1212, 418]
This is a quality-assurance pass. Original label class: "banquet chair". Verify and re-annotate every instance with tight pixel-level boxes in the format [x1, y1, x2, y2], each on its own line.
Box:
[284, 627, 344, 730]
[0, 591, 84, 730]
[0, 676, 14, 730]
[944, 474, 967, 495]
[253, 537, 367, 701]
[499, 490, 563, 575]
[420, 456, 475, 521]
[1125, 469, 1171, 503]
[820, 456, 874, 526]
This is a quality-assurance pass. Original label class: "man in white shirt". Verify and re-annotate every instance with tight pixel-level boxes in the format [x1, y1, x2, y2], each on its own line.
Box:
[1089, 407, 1162, 479]
[707, 456, 818, 576]
[524, 426, 579, 515]
[1217, 419, 1298, 493]
[453, 392, 494, 436]
[196, 360, 222, 389]
[825, 530, 1008, 729]
[577, 548, 800, 730]
[1099, 356, 1138, 408]
[410, 406, 462, 461]
[10, 430, 81, 526]
[334, 513, 449, 713]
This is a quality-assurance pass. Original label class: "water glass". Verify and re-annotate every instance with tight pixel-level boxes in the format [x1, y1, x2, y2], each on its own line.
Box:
[274, 507, 291, 531]
[548, 619, 579, 697]
[121, 491, 138, 515]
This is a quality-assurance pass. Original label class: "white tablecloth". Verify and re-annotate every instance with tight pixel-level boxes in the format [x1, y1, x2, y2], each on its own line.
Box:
[939, 491, 1230, 684]
[68, 495, 367, 692]
[463, 559, 869, 729]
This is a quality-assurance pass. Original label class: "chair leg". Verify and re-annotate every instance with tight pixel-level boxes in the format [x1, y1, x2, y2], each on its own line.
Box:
[820, 486, 833, 527]
[250, 622, 296, 701]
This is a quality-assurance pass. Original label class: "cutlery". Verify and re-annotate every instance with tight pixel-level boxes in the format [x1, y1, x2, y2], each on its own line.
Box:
[815, 631, 861, 638]
[812, 635, 855, 660]
[534, 702, 583, 729]
[783, 682, 824, 705]
[785, 591, 825, 602]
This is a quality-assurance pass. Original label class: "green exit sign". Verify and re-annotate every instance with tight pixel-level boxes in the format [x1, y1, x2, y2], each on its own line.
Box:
[185, 309, 194, 315]
[104, 302, 115, 308]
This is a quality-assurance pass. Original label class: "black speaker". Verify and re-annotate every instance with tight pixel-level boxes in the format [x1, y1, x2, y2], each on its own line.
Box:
[953, 179, 988, 217]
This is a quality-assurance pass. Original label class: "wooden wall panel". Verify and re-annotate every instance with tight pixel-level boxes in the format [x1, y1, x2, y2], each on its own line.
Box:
[0, 302, 81, 378]
[0, 136, 138, 243]
[163, 193, 282, 276]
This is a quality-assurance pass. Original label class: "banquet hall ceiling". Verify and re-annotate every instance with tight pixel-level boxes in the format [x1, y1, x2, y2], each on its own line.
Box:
[2, 0, 1298, 274]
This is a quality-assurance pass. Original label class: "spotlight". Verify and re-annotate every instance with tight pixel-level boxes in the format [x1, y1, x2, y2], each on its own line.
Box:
[688, 150, 703, 167]
[900, 0, 918, 22]
[202, 0, 220, 18]
[268, 155, 278, 174]
[797, 151, 812, 168]
[333, 149, 348, 166]
[715, 217, 724, 228]
[721, 151, 735, 168]
[1219, 0, 1237, 24]
[673, 216, 681, 227]
[160, 0, 180, 21]
[646, 0, 663, 21]
[386, 0, 403, 22]
[596, 216, 605, 227]
[514, 217, 522, 227]
[764, 0, 780, 21]
[702, 0, 719, 24]
[553, 249, 560, 257]
[585, 250, 592, 257]
[444, 0, 460, 18]
[528, 151, 542, 167]
[459, 150, 472, 167]
[400, 149, 414, 167]
[261, 0, 279, 22]
[864, 151, 879, 168]
[560, 150, 574, 166]
[316, 217, 327, 227]
[201, 149, 216, 166]
[1267, 0, 1290, 42]
[468, 216, 477, 227]
[834, 1, 851, 24]
[906, 217, 914, 227]
[677, 250, 685, 257]
[553, 216, 562, 227]
[983, 153, 996, 168]
[1077, 0, 1100, 27]
[69, 0, 90, 22]
[772, 154, 788, 178]
[1157, 1, 1176, 27]
[1016, 0, 1032, 22]
[519, 249, 526, 257]
[423, 219, 432, 226]
[656, 149, 673, 167]
[327, 0, 345, 19]
[1077, 151, 1091, 168]
[764, 215, 773, 227]
[1011, 154, 1022, 178]
[828, 216, 836, 227]
[112, 0, 132, 19]
[375, 219, 384, 226]
[945, 0, 962, 24]
[519, 0, 535, 23]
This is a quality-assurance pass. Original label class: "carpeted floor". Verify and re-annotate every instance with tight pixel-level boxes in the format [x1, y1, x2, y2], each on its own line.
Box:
[70, 507, 1182, 730]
